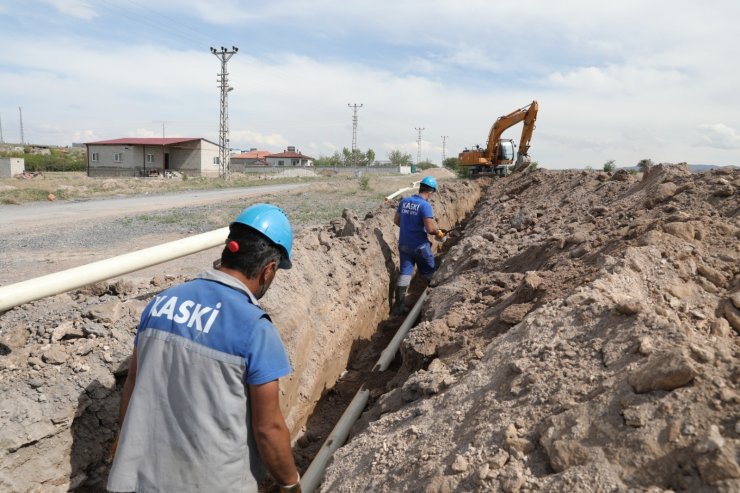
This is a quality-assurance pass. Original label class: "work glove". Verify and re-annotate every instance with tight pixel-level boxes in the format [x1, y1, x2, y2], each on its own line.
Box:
[435, 229, 446, 239]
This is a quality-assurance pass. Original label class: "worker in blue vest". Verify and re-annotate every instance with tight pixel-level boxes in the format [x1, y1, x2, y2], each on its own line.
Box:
[108, 204, 301, 493]
[393, 176, 446, 315]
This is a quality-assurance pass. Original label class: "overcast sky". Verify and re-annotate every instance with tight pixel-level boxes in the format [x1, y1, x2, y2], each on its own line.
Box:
[1, 0, 738, 168]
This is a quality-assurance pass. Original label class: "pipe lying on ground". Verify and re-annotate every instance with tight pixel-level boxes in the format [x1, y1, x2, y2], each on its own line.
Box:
[301, 288, 428, 493]
[384, 180, 421, 202]
[0, 227, 229, 313]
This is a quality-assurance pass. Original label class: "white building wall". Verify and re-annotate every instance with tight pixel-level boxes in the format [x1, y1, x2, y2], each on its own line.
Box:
[0, 158, 25, 177]
[265, 156, 313, 167]
[168, 140, 219, 177]
[87, 140, 219, 177]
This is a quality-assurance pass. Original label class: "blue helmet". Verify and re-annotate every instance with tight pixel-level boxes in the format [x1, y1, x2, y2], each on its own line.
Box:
[420, 176, 438, 191]
[232, 203, 293, 269]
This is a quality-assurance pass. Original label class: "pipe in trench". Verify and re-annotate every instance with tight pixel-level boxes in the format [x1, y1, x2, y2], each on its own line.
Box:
[300, 288, 428, 493]
[0, 227, 230, 312]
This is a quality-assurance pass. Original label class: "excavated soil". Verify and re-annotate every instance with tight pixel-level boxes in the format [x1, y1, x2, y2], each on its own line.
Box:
[320, 164, 740, 493]
[0, 169, 479, 492]
[0, 164, 738, 493]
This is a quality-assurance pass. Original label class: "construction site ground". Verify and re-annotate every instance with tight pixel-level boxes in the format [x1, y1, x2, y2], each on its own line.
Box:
[0, 165, 738, 492]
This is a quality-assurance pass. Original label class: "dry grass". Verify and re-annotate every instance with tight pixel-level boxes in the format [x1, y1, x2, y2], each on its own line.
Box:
[0, 172, 320, 205]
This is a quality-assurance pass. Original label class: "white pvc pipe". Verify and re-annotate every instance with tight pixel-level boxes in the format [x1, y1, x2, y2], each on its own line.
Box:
[301, 289, 428, 493]
[385, 180, 420, 202]
[0, 227, 229, 312]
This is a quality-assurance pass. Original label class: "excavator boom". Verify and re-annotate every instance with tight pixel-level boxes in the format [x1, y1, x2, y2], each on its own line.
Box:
[459, 100, 538, 175]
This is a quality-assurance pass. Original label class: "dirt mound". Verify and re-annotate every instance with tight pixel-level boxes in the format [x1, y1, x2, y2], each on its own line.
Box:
[0, 178, 481, 491]
[320, 165, 740, 492]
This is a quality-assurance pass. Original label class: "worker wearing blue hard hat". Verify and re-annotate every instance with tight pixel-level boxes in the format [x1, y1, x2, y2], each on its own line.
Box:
[392, 176, 446, 315]
[108, 203, 301, 493]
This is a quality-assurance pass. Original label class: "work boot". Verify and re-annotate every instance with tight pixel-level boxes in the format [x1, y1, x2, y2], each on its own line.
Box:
[392, 286, 408, 315]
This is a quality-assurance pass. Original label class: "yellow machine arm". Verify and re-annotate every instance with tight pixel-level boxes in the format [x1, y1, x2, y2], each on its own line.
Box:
[459, 100, 538, 173]
[486, 100, 538, 165]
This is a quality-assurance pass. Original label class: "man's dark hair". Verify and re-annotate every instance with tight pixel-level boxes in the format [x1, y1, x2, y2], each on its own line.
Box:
[419, 183, 435, 193]
[221, 223, 283, 278]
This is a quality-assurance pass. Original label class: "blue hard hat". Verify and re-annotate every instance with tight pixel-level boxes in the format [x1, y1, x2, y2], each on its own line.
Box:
[232, 203, 293, 269]
[420, 176, 438, 191]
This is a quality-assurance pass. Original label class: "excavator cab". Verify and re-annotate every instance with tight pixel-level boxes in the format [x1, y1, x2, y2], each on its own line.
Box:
[497, 139, 515, 163]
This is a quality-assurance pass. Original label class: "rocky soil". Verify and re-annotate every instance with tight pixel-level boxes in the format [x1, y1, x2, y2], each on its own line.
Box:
[0, 164, 737, 492]
[319, 164, 740, 492]
[0, 169, 476, 492]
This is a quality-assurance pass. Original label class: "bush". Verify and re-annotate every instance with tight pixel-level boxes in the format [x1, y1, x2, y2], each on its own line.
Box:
[528, 161, 539, 171]
[416, 160, 436, 170]
[358, 174, 371, 190]
[603, 160, 616, 173]
[637, 158, 654, 173]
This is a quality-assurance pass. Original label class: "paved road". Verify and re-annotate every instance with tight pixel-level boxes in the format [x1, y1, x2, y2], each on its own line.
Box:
[0, 183, 308, 235]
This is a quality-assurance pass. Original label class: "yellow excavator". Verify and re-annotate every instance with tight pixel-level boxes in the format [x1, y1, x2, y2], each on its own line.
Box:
[459, 100, 538, 176]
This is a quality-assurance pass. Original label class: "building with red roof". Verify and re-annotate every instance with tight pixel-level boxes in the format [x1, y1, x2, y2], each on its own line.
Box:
[265, 146, 315, 167]
[230, 148, 272, 172]
[85, 137, 221, 177]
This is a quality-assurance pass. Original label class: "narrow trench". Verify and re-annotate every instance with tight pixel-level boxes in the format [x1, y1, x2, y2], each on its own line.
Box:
[292, 215, 468, 477]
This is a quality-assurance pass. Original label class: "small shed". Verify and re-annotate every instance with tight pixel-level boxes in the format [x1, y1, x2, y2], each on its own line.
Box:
[0, 157, 25, 178]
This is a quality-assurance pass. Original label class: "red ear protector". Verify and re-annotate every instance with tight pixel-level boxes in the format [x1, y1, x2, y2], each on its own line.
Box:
[227, 240, 240, 253]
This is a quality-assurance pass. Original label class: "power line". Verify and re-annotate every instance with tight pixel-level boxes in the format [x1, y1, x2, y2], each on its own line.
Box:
[415, 127, 425, 165]
[211, 46, 238, 179]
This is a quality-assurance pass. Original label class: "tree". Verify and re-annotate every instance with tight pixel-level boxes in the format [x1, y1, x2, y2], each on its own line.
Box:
[603, 160, 616, 173]
[443, 157, 459, 172]
[314, 152, 342, 167]
[388, 149, 413, 166]
[341, 147, 376, 167]
[637, 158, 654, 173]
[365, 149, 375, 167]
[416, 160, 436, 170]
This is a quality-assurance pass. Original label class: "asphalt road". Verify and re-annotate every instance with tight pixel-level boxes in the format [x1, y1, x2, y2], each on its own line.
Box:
[0, 183, 308, 236]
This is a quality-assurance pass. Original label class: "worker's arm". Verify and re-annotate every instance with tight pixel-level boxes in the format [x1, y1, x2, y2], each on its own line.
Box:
[250, 380, 300, 487]
[424, 217, 446, 238]
[394, 211, 400, 227]
[111, 348, 137, 459]
[119, 348, 138, 426]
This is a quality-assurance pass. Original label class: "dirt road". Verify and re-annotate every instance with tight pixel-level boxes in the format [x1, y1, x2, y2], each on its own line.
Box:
[0, 183, 308, 235]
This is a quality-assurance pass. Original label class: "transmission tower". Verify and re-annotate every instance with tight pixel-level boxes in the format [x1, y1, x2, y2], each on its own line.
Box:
[19, 107, 25, 145]
[415, 127, 425, 164]
[441, 135, 448, 165]
[348, 103, 363, 151]
[210, 46, 238, 179]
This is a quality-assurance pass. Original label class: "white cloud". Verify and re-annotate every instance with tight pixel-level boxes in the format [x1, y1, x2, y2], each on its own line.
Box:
[43, 0, 97, 20]
[230, 130, 289, 149]
[694, 123, 740, 150]
[1, 1, 739, 168]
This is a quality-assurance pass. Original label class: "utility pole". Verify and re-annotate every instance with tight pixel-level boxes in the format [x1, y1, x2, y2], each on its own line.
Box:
[153, 120, 170, 138]
[415, 127, 425, 165]
[19, 107, 25, 145]
[210, 46, 238, 179]
[441, 135, 448, 165]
